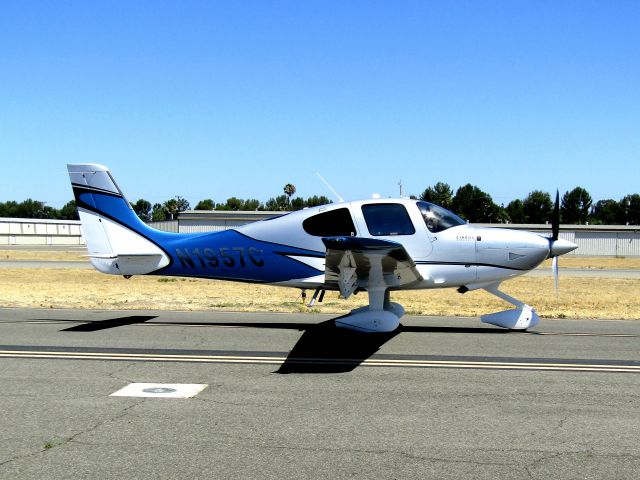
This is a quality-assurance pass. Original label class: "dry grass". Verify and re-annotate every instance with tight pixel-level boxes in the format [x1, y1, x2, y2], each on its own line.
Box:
[539, 256, 640, 270]
[1, 268, 638, 320]
[1, 247, 638, 319]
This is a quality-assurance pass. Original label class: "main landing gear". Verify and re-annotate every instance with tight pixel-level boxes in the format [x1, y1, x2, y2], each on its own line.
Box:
[334, 288, 404, 333]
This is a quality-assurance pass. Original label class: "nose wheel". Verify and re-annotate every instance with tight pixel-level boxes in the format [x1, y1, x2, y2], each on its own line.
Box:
[480, 283, 539, 330]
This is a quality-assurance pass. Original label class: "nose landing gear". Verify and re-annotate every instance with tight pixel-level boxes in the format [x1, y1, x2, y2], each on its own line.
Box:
[480, 283, 539, 330]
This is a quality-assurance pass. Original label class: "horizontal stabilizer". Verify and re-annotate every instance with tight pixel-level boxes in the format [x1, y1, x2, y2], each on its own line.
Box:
[88, 254, 168, 276]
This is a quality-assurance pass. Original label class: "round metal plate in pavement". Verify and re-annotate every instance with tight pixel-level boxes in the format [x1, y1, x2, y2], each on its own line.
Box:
[143, 387, 177, 394]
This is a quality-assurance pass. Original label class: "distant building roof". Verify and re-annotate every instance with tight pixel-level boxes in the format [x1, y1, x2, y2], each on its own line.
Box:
[178, 210, 284, 223]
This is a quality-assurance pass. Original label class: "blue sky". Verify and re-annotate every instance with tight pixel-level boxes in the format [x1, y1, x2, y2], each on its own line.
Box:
[1, 1, 639, 208]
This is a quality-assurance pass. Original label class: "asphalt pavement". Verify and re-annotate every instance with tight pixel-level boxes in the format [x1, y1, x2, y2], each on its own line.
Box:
[1, 308, 639, 479]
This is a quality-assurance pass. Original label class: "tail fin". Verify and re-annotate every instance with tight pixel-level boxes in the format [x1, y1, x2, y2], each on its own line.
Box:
[68, 164, 171, 275]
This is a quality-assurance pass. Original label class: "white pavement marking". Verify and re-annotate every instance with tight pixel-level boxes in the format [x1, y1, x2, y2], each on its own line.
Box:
[3, 349, 640, 373]
[110, 383, 208, 398]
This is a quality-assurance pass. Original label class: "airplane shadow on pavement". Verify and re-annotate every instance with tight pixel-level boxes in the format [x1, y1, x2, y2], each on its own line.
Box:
[60, 315, 158, 332]
[276, 319, 400, 374]
[37, 314, 508, 373]
[275, 320, 510, 374]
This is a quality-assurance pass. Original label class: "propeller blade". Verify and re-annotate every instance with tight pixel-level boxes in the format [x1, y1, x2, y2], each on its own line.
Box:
[552, 189, 560, 242]
[552, 255, 559, 296]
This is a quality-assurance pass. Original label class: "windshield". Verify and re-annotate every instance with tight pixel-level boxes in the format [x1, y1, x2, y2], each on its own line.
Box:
[417, 201, 466, 233]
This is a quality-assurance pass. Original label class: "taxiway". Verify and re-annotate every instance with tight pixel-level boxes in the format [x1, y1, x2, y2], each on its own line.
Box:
[1, 308, 639, 479]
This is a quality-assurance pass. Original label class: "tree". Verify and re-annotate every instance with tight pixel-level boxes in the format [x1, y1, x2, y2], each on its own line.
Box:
[290, 197, 305, 210]
[451, 184, 500, 222]
[420, 182, 453, 209]
[194, 199, 215, 210]
[163, 199, 178, 219]
[220, 197, 244, 211]
[522, 190, 553, 224]
[306, 195, 332, 207]
[265, 195, 289, 211]
[506, 199, 525, 223]
[283, 184, 296, 207]
[151, 203, 166, 221]
[175, 196, 190, 212]
[494, 204, 510, 223]
[243, 199, 261, 211]
[13, 199, 48, 218]
[561, 187, 592, 224]
[621, 194, 640, 225]
[0, 201, 18, 217]
[131, 199, 152, 221]
[162, 196, 190, 219]
[0, 199, 75, 220]
[59, 200, 79, 220]
[590, 199, 621, 225]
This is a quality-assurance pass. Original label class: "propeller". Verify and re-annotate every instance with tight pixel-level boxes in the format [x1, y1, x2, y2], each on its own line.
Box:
[552, 190, 560, 243]
[548, 190, 577, 295]
[551, 190, 560, 296]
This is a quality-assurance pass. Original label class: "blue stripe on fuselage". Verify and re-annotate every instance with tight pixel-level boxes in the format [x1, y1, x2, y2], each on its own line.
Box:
[75, 188, 324, 283]
[158, 230, 324, 282]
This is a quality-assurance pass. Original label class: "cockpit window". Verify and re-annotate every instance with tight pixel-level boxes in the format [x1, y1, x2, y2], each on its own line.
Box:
[417, 201, 466, 233]
[303, 208, 356, 237]
[361, 203, 415, 236]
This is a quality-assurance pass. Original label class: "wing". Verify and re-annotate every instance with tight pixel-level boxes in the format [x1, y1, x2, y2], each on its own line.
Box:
[322, 236, 423, 298]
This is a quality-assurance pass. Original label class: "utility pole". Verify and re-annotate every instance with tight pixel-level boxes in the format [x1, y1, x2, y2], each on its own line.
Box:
[398, 179, 403, 197]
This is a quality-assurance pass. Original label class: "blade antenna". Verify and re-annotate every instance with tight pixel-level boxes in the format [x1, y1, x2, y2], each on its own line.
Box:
[316, 172, 344, 203]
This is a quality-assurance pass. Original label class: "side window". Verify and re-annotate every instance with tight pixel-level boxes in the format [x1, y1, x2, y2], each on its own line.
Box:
[361, 204, 415, 236]
[303, 208, 356, 237]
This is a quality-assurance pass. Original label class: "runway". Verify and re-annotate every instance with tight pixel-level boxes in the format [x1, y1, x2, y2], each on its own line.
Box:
[1, 308, 639, 479]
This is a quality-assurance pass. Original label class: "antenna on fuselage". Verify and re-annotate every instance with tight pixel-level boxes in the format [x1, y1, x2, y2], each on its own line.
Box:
[316, 172, 345, 203]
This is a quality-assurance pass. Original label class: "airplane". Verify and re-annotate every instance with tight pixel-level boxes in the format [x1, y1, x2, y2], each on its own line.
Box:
[67, 164, 577, 333]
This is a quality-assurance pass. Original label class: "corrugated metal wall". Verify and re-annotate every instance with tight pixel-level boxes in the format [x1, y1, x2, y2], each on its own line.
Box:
[574, 231, 640, 257]
[0, 218, 84, 245]
[148, 220, 179, 233]
[179, 220, 247, 233]
[617, 232, 640, 257]
[575, 232, 614, 256]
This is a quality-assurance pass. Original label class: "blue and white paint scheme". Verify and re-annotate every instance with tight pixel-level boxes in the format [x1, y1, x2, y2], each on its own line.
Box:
[68, 164, 577, 333]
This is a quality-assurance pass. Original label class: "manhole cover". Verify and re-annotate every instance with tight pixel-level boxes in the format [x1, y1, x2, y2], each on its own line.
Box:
[142, 387, 177, 394]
